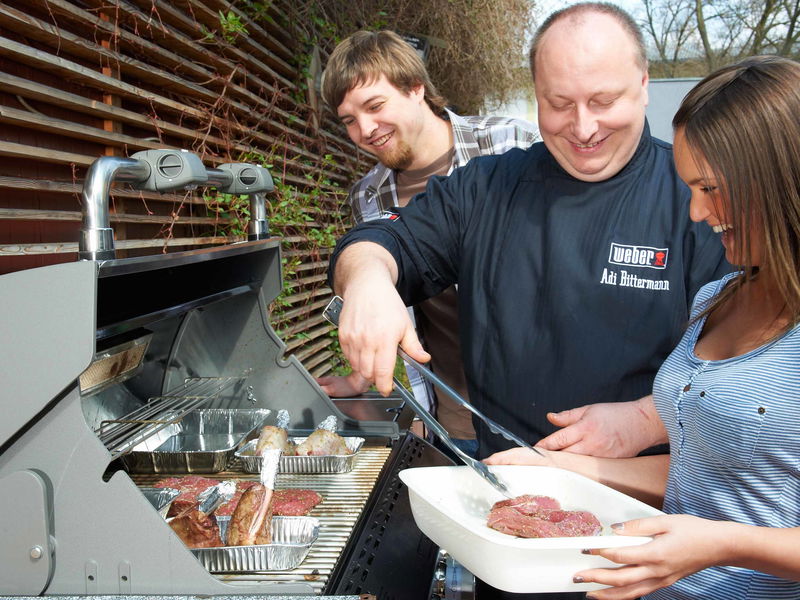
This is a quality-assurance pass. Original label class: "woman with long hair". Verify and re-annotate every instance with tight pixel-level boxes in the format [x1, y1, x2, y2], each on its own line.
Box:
[486, 55, 800, 599]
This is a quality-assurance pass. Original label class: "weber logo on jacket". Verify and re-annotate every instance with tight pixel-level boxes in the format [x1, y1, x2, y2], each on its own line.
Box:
[600, 243, 671, 291]
[608, 243, 669, 269]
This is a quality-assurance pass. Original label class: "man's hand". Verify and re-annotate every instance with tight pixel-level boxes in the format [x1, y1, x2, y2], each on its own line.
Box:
[535, 396, 667, 458]
[334, 242, 430, 395]
[316, 372, 372, 397]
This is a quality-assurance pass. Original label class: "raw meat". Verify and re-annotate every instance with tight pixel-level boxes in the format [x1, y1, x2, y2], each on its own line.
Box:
[153, 476, 322, 517]
[491, 494, 561, 515]
[226, 483, 273, 546]
[296, 429, 350, 456]
[168, 501, 223, 548]
[273, 489, 323, 516]
[155, 475, 221, 517]
[487, 506, 563, 538]
[487, 495, 601, 538]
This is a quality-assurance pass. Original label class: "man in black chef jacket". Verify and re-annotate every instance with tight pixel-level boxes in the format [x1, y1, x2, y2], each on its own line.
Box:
[327, 4, 732, 597]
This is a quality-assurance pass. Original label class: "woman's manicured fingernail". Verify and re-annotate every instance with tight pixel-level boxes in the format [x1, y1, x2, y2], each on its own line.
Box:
[581, 548, 593, 554]
[572, 576, 584, 583]
[611, 522, 624, 530]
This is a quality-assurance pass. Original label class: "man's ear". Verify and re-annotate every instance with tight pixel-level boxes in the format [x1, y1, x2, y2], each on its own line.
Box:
[409, 83, 426, 103]
[641, 68, 650, 108]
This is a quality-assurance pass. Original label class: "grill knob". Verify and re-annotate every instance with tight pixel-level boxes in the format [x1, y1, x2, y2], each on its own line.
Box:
[156, 153, 183, 179]
[238, 166, 258, 186]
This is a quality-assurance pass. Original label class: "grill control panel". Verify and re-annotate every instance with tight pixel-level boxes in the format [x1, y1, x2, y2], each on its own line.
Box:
[130, 149, 207, 191]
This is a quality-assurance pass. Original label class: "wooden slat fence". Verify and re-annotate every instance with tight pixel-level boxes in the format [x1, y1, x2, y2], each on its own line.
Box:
[0, 0, 367, 376]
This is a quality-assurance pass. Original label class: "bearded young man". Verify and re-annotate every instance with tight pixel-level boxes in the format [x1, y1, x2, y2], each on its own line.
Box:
[317, 30, 539, 458]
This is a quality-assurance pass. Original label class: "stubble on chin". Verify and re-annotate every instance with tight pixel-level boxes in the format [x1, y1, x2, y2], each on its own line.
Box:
[380, 141, 414, 171]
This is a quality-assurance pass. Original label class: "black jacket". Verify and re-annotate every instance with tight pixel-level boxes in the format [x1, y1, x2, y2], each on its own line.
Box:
[330, 123, 731, 458]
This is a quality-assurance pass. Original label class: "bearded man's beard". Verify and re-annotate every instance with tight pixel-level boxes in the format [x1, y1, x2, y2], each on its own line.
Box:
[380, 140, 414, 170]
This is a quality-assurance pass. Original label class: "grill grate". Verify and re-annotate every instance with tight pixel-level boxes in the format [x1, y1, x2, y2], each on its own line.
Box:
[130, 445, 392, 594]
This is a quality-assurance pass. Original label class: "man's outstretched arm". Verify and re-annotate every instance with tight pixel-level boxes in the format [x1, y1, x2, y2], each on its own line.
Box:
[332, 241, 431, 396]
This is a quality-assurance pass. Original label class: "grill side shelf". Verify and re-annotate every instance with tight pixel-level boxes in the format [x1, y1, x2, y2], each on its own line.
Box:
[326, 432, 455, 599]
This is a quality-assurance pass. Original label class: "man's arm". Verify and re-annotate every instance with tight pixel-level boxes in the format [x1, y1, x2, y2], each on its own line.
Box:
[332, 241, 430, 396]
[535, 395, 668, 458]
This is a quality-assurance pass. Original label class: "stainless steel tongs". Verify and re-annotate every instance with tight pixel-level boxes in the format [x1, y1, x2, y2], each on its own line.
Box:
[389, 372, 512, 497]
[323, 295, 543, 497]
[396, 348, 546, 458]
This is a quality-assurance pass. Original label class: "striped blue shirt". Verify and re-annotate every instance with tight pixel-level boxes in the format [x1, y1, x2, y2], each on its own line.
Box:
[648, 272, 800, 599]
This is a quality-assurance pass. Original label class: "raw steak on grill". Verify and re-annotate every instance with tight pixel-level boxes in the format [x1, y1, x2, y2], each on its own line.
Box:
[487, 495, 601, 538]
[154, 476, 222, 517]
[153, 476, 322, 517]
[273, 489, 323, 515]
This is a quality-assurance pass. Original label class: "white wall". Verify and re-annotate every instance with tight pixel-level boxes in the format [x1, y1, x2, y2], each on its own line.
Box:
[646, 78, 701, 142]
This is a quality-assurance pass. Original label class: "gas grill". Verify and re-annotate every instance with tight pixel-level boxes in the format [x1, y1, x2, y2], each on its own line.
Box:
[0, 151, 458, 599]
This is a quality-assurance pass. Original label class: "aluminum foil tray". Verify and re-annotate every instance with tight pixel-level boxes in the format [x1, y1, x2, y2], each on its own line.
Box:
[140, 486, 180, 519]
[191, 516, 319, 572]
[235, 436, 365, 474]
[122, 408, 271, 473]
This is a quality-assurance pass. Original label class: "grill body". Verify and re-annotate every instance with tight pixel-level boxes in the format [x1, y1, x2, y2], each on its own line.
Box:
[0, 239, 450, 598]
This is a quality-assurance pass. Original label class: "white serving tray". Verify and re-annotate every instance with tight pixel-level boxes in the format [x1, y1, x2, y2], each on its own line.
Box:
[399, 465, 663, 594]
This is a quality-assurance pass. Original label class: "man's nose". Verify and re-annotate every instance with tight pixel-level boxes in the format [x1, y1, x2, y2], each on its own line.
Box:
[571, 105, 599, 142]
[357, 115, 378, 140]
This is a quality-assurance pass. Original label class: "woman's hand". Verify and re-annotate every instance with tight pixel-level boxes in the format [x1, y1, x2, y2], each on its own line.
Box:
[574, 515, 732, 599]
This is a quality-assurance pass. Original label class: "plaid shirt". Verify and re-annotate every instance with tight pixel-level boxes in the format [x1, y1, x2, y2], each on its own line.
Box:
[347, 109, 540, 224]
[345, 110, 540, 416]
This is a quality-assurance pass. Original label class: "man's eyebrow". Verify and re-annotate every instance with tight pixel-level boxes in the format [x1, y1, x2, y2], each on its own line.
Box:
[338, 94, 385, 119]
[545, 89, 624, 101]
[358, 94, 384, 106]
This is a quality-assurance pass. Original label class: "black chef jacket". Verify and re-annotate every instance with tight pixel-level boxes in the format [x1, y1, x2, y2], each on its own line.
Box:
[330, 122, 732, 460]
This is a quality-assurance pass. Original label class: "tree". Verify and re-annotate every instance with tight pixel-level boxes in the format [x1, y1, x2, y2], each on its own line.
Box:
[640, 0, 800, 77]
[282, 0, 536, 114]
